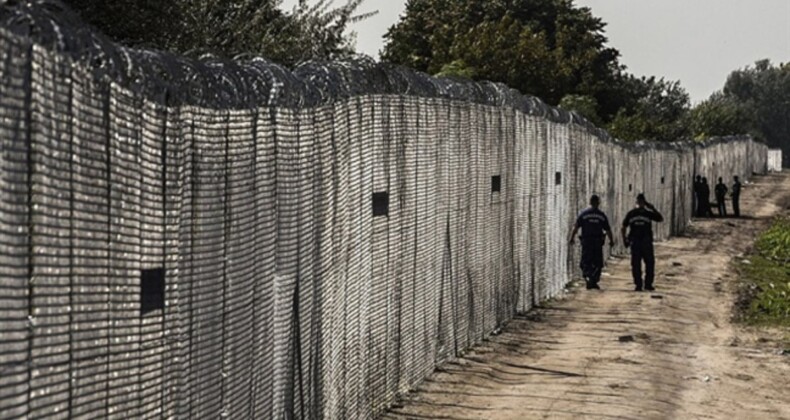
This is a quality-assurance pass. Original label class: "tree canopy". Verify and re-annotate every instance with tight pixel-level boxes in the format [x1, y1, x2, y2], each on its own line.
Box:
[381, 0, 708, 143]
[689, 92, 752, 140]
[64, 0, 375, 66]
[383, 0, 626, 122]
[65, 0, 785, 149]
[607, 75, 691, 143]
[720, 60, 790, 149]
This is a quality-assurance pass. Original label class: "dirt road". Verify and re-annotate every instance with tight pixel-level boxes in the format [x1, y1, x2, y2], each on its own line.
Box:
[385, 173, 790, 420]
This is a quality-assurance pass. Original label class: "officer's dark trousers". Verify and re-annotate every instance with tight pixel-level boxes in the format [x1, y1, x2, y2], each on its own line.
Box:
[716, 197, 727, 216]
[581, 238, 604, 286]
[694, 194, 702, 217]
[733, 195, 740, 217]
[703, 199, 714, 217]
[629, 239, 655, 289]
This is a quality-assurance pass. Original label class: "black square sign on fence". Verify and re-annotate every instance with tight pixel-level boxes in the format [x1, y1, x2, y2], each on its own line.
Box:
[491, 175, 501, 193]
[141, 268, 165, 315]
[372, 192, 389, 217]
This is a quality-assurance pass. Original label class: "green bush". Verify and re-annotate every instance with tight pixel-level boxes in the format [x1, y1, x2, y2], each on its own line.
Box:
[738, 217, 790, 327]
[756, 217, 790, 264]
[738, 256, 790, 325]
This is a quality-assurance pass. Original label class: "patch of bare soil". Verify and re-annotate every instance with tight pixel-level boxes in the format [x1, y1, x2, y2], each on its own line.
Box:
[384, 173, 790, 420]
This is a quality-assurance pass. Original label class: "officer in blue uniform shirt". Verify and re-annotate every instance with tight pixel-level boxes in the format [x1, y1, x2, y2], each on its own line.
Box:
[621, 194, 664, 291]
[569, 195, 615, 290]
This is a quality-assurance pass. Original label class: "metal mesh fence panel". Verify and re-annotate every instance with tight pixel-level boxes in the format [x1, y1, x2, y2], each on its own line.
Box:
[28, 44, 72, 419]
[250, 107, 277, 419]
[139, 91, 167, 420]
[189, 108, 227, 418]
[107, 84, 142, 420]
[162, 102, 185, 419]
[0, 2, 772, 419]
[0, 28, 32, 420]
[224, 108, 257, 419]
[69, 66, 111, 420]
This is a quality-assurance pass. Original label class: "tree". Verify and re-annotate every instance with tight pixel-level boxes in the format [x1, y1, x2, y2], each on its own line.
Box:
[257, 0, 378, 66]
[446, 14, 557, 101]
[383, 0, 711, 143]
[559, 94, 601, 126]
[382, 0, 625, 121]
[721, 60, 790, 149]
[607, 75, 691, 142]
[688, 59, 790, 164]
[63, 0, 376, 66]
[435, 59, 477, 79]
[689, 92, 753, 140]
[63, 0, 184, 49]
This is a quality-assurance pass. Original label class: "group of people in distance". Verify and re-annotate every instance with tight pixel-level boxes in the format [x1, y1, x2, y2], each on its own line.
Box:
[694, 175, 742, 218]
[568, 194, 663, 292]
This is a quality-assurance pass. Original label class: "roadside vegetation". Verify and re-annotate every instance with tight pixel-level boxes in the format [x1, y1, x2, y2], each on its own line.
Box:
[736, 217, 790, 331]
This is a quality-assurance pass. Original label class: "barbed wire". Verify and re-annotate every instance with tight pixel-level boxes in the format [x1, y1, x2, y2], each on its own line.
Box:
[0, 0, 754, 149]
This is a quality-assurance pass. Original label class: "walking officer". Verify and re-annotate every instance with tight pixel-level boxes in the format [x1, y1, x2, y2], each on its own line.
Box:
[732, 176, 742, 217]
[569, 195, 615, 290]
[622, 194, 664, 291]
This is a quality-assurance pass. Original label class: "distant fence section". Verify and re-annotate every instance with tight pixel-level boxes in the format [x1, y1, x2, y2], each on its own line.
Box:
[0, 1, 769, 419]
[769, 149, 783, 172]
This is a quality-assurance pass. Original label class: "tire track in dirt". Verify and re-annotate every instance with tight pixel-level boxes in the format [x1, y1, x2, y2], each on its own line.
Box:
[384, 173, 790, 420]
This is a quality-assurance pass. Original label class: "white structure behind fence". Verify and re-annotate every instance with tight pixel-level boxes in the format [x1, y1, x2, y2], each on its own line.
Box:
[769, 149, 783, 171]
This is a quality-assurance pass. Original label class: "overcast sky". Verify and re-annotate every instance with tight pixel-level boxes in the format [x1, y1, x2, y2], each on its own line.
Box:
[282, 0, 790, 103]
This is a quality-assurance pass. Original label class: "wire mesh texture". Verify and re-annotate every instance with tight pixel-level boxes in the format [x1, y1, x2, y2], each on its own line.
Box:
[0, 1, 769, 419]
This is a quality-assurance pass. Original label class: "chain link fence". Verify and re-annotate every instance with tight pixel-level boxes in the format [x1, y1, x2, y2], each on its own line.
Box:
[0, 1, 768, 419]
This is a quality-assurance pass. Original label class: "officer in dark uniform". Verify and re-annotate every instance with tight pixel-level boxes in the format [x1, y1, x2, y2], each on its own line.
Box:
[569, 195, 614, 290]
[700, 177, 714, 217]
[732, 176, 742, 217]
[694, 175, 703, 217]
[621, 194, 664, 291]
[715, 177, 728, 217]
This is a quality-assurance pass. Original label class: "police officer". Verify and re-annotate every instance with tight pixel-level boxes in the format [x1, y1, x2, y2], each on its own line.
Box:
[715, 177, 728, 217]
[622, 194, 664, 291]
[732, 176, 742, 217]
[700, 177, 714, 217]
[569, 195, 615, 290]
[694, 175, 703, 217]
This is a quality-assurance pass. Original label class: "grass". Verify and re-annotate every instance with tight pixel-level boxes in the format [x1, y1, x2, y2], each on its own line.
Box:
[735, 217, 790, 330]
[755, 217, 790, 264]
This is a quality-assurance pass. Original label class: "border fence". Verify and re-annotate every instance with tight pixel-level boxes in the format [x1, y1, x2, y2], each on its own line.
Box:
[0, 1, 768, 419]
